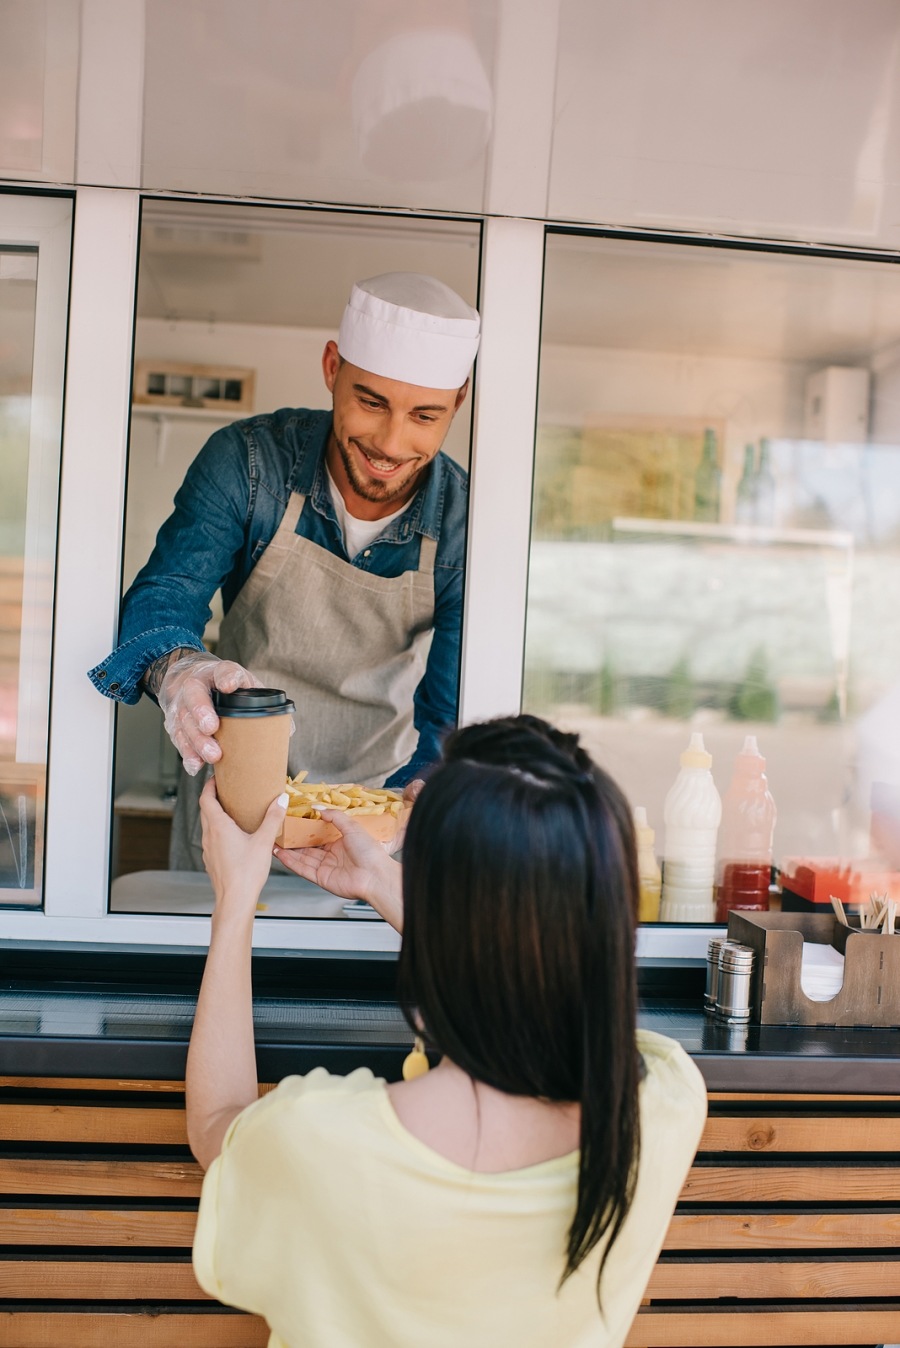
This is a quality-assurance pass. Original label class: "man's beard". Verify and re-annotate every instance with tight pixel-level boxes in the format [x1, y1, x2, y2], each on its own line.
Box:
[336, 434, 425, 505]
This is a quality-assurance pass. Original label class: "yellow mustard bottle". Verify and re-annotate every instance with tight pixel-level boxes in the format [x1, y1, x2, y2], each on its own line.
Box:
[634, 806, 662, 923]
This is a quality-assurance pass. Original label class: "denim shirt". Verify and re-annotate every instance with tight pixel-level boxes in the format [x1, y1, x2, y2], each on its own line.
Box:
[89, 408, 468, 786]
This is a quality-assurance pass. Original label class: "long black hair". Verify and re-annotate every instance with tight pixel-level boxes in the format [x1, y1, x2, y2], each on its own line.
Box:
[396, 714, 642, 1298]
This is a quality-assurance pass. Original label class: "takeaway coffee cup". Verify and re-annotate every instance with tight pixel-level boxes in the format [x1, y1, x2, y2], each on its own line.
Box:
[212, 688, 295, 833]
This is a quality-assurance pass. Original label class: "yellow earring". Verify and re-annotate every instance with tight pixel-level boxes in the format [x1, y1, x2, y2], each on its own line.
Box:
[402, 1035, 430, 1080]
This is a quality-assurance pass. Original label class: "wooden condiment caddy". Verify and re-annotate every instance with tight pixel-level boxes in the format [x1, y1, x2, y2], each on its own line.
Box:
[726, 910, 900, 1027]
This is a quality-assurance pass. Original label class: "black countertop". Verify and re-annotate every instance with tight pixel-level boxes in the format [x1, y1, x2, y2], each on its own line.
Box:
[0, 988, 898, 1092]
[0, 941, 897, 1092]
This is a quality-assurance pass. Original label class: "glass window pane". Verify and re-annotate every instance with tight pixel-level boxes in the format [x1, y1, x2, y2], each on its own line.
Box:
[111, 199, 479, 919]
[0, 196, 70, 907]
[0, 249, 38, 902]
[526, 232, 900, 927]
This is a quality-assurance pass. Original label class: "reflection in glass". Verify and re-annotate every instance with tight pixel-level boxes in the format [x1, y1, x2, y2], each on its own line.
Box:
[526, 233, 900, 922]
[142, 0, 497, 212]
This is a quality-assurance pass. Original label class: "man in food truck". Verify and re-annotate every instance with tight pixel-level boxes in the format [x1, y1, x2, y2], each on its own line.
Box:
[89, 272, 480, 868]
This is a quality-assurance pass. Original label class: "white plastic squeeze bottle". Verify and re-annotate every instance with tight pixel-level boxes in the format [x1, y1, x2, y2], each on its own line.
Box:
[659, 732, 722, 923]
[634, 807, 662, 923]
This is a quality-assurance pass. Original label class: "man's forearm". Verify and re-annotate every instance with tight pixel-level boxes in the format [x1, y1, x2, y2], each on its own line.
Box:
[141, 646, 202, 701]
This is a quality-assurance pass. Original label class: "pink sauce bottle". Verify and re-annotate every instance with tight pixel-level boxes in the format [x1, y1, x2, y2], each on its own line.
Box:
[716, 735, 777, 924]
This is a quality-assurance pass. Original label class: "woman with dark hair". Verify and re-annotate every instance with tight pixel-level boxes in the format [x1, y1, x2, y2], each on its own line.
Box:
[187, 715, 706, 1347]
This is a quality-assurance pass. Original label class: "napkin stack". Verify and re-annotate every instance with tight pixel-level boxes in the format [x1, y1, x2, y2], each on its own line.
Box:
[799, 942, 845, 1002]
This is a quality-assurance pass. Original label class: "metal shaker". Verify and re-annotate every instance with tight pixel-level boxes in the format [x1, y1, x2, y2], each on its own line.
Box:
[716, 942, 755, 1023]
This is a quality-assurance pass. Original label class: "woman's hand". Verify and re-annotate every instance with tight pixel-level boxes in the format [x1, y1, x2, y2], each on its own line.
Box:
[199, 778, 287, 923]
[386, 777, 424, 856]
[275, 810, 404, 932]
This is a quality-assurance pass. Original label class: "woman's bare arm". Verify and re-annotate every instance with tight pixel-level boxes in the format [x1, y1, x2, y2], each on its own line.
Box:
[185, 783, 287, 1169]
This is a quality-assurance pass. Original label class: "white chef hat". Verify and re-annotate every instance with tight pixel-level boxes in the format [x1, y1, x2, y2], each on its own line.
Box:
[337, 272, 480, 389]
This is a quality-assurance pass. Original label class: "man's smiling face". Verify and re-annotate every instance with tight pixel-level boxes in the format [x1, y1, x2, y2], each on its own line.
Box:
[322, 340, 467, 518]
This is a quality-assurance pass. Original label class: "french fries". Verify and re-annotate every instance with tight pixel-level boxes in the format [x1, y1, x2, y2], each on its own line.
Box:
[276, 772, 409, 849]
[284, 770, 405, 821]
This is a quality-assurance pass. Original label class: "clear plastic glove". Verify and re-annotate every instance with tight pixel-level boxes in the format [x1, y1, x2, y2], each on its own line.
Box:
[158, 653, 264, 776]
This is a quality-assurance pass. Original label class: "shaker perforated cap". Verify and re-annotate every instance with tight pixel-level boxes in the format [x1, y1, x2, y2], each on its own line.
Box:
[337, 272, 480, 389]
[680, 731, 712, 769]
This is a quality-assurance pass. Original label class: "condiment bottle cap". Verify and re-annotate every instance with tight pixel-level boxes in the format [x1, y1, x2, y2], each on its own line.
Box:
[633, 805, 655, 844]
[737, 734, 765, 768]
[680, 731, 712, 769]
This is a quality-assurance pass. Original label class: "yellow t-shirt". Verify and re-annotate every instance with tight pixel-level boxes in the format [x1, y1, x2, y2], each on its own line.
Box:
[193, 1029, 706, 1348]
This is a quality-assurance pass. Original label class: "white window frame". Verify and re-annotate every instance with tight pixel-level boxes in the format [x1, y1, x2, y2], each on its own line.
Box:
[0, 190, 709, 959]
[0, 190, 486, 952]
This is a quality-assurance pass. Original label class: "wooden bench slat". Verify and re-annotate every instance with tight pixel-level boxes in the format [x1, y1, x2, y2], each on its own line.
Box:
[0, 1104, 188, 1146]
[700, 1115, 900, 1153]
[8, 1255, 899, 1310]
[0, 1261, 210, 1300]
[0, 1158, 203, 1198]
[0, 1078, 186, 1093]
[7, 1101, 895, 1152]
[681, 1163, 900, 1202]
[664, 1207, 900, 1249]
[0, 1303, 895, 1348]
[625, 1305, 900, 1347]
[3, 1156, 897, 1205]
[0, 1208, 197, 1247]
[647, 1256, 900, 1299]
[0, 1311, 267, 1347]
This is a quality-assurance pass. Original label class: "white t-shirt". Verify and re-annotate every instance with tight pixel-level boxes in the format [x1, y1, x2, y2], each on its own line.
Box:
[193, 1030, 707, 1348]
[326, 467, 412, 560]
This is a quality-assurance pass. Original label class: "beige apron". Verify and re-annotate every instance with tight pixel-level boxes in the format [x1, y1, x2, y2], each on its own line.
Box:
[170, 490, 436, 870]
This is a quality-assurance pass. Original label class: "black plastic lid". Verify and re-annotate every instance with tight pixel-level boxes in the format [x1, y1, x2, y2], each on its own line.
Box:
[212, 688, 295, 717]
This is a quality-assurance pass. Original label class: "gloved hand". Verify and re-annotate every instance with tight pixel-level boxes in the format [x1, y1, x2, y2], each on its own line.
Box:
[157, 653, 264, 776]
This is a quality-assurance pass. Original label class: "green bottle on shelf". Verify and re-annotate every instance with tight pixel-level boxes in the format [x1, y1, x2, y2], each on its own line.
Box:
[693, 428, 721, 523]
[754, 437, 776, 526]
[735, 443, 757, 525]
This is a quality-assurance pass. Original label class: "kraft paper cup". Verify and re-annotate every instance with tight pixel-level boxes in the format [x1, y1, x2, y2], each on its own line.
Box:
[212, 688, 294, 834]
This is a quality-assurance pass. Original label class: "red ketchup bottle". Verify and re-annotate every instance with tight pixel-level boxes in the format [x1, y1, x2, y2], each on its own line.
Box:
[716, 735, 777, 924]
